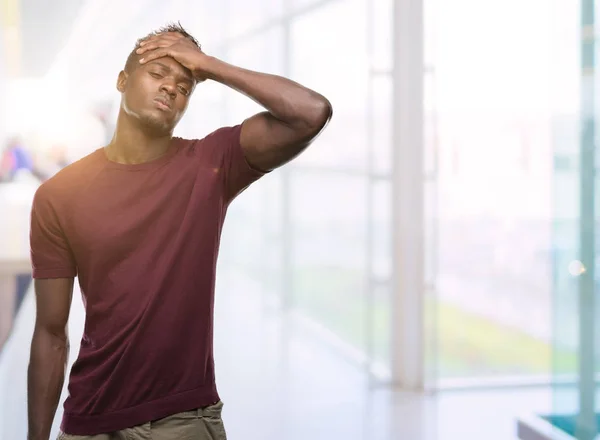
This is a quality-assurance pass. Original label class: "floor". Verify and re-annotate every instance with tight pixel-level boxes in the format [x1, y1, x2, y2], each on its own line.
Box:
[0, 271, 559, 440]
[213, 274, 555, 440]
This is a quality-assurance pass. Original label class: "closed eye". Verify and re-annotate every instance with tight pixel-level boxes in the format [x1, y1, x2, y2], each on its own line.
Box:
[178, 86, 190, 96]
[149, 72, 163, 79]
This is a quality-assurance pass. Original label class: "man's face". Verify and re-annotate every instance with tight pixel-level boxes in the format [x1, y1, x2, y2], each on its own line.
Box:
[118, 55, 196, 136]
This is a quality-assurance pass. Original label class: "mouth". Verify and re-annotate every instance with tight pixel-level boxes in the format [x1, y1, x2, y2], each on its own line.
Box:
[153, 96, 172, 111]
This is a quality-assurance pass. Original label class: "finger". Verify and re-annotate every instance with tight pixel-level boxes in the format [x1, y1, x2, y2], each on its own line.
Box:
[138, 38, 173, 52]
[136, 41, 171, 55]
[140, 37, 162, 46]
[139, 49, 169, 64]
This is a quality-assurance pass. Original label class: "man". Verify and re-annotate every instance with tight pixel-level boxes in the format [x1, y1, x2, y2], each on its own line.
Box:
[27, 23, 332, 440]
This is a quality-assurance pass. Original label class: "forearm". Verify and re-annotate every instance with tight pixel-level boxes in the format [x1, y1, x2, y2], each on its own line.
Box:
[27, 329, 69, 440]
[203, 57, 330, 127]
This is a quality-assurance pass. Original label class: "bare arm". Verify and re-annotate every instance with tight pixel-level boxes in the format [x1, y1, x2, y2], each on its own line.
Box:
[136, 33, 333, 171]
[28, 278, 74, 440]
[206, 59, 333, 171]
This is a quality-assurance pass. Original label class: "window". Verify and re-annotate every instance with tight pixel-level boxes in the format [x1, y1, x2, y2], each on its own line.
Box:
[290, 0, 369, 171]
[429, 0, 557, 380]
[290, 170, 369, 351]
[225, 0, 285, 40]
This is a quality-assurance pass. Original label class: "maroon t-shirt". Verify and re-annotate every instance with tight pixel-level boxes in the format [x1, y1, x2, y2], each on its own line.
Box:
[29, 125, 264, 435]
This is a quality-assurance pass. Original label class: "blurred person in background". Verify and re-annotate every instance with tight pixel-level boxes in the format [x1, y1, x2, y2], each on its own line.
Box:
[0, 136, 50, 183]
[0, 143, 15, 181]
[0, 136, 34, 182]
[27, 22, 332, 440]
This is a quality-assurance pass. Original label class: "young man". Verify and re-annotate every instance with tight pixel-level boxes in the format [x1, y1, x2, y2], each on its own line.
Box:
[27, 23, 332, 440]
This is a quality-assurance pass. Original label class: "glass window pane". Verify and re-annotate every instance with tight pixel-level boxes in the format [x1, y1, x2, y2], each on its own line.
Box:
[220, 170, 285, 295]
[371, 76, 392, 175]
[221, 182, 266, 267]
[548, 1, 600, 436]
[424, 72, 439, 180]
[551, 1, 600, 436]
[290, 0, 322, 11]
[226, 0, 284, 40]
[225, 27, 285, 125]
[431, 0, 555, 381]
[189, 0, 228, 48]
[260, 172, 286, 300]
[218, 29, 284, 290]
[371, 180, 392, 369]
[370, 283, 392, 369]
[178, 81, 226, 138]
[291, 171, 368, 352]
[370, 0, 392, 72]
[290, 0, 368, 171]
[372, 179, 392, 281]
[424, 0, 439, 68]
[424, 180, 437, 287]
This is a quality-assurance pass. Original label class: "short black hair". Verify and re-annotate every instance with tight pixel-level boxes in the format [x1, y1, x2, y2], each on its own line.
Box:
[124, 21, 200, 72]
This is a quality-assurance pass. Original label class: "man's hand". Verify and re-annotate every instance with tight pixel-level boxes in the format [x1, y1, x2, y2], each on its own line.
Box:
[137, 32, 213, 82]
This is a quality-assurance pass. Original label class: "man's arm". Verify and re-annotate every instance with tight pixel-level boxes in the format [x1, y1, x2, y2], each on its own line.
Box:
[28, 278, 74, 440]
[205, 60, 333, 171]
[137, 33, 333, 171]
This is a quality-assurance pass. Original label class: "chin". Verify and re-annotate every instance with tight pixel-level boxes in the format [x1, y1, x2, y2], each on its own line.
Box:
[139, 113, 175, 136]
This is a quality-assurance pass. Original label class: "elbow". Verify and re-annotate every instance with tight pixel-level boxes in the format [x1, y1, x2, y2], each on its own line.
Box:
[33, 323, 69, 349]
[313, 97, 333, 129]
[302, 96, 332, 134]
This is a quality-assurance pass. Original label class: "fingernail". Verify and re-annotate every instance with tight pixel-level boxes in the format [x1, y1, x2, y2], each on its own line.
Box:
[139, 58, 144, 63]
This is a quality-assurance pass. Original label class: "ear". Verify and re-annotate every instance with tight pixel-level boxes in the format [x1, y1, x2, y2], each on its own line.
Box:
[117, 70, 128, 93]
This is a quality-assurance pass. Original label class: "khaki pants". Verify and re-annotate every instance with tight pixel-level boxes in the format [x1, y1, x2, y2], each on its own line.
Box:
[58, 401, 226, 440]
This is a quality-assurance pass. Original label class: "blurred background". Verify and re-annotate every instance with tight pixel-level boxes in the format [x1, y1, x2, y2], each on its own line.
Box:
[0, 0, 598, 439]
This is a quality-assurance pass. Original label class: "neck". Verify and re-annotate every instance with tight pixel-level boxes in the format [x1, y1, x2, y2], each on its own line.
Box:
[106, 109, 173, 165]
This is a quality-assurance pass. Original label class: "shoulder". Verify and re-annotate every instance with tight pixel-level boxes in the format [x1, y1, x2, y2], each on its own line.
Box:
[176, 125, 242, 162]
[34, 149, 104, 209]
[202, 125, 242, 144]
[177, 125, 241, 151]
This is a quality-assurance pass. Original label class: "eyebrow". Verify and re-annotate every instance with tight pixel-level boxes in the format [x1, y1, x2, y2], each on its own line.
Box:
[148, 61, 194, 83]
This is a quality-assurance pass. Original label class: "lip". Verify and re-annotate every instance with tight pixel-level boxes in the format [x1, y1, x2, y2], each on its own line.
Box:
[153, 97, 172, 111]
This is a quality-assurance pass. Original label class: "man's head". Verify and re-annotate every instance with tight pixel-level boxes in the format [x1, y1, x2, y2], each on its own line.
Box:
[117, 22, 200, 137]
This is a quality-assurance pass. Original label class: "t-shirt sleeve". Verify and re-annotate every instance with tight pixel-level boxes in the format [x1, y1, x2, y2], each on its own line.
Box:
[30, 185, 77, 279]
[207, 124, 267, 202]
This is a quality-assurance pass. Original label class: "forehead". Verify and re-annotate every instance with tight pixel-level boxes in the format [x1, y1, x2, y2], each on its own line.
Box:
[144, 57, 194, 82]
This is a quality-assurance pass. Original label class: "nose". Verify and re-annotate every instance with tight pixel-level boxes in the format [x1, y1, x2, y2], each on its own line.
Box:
[159, 81, 176, 99]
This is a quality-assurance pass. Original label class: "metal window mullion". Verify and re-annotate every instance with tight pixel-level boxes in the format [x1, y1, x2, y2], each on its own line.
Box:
[391, 0, 425, 391]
